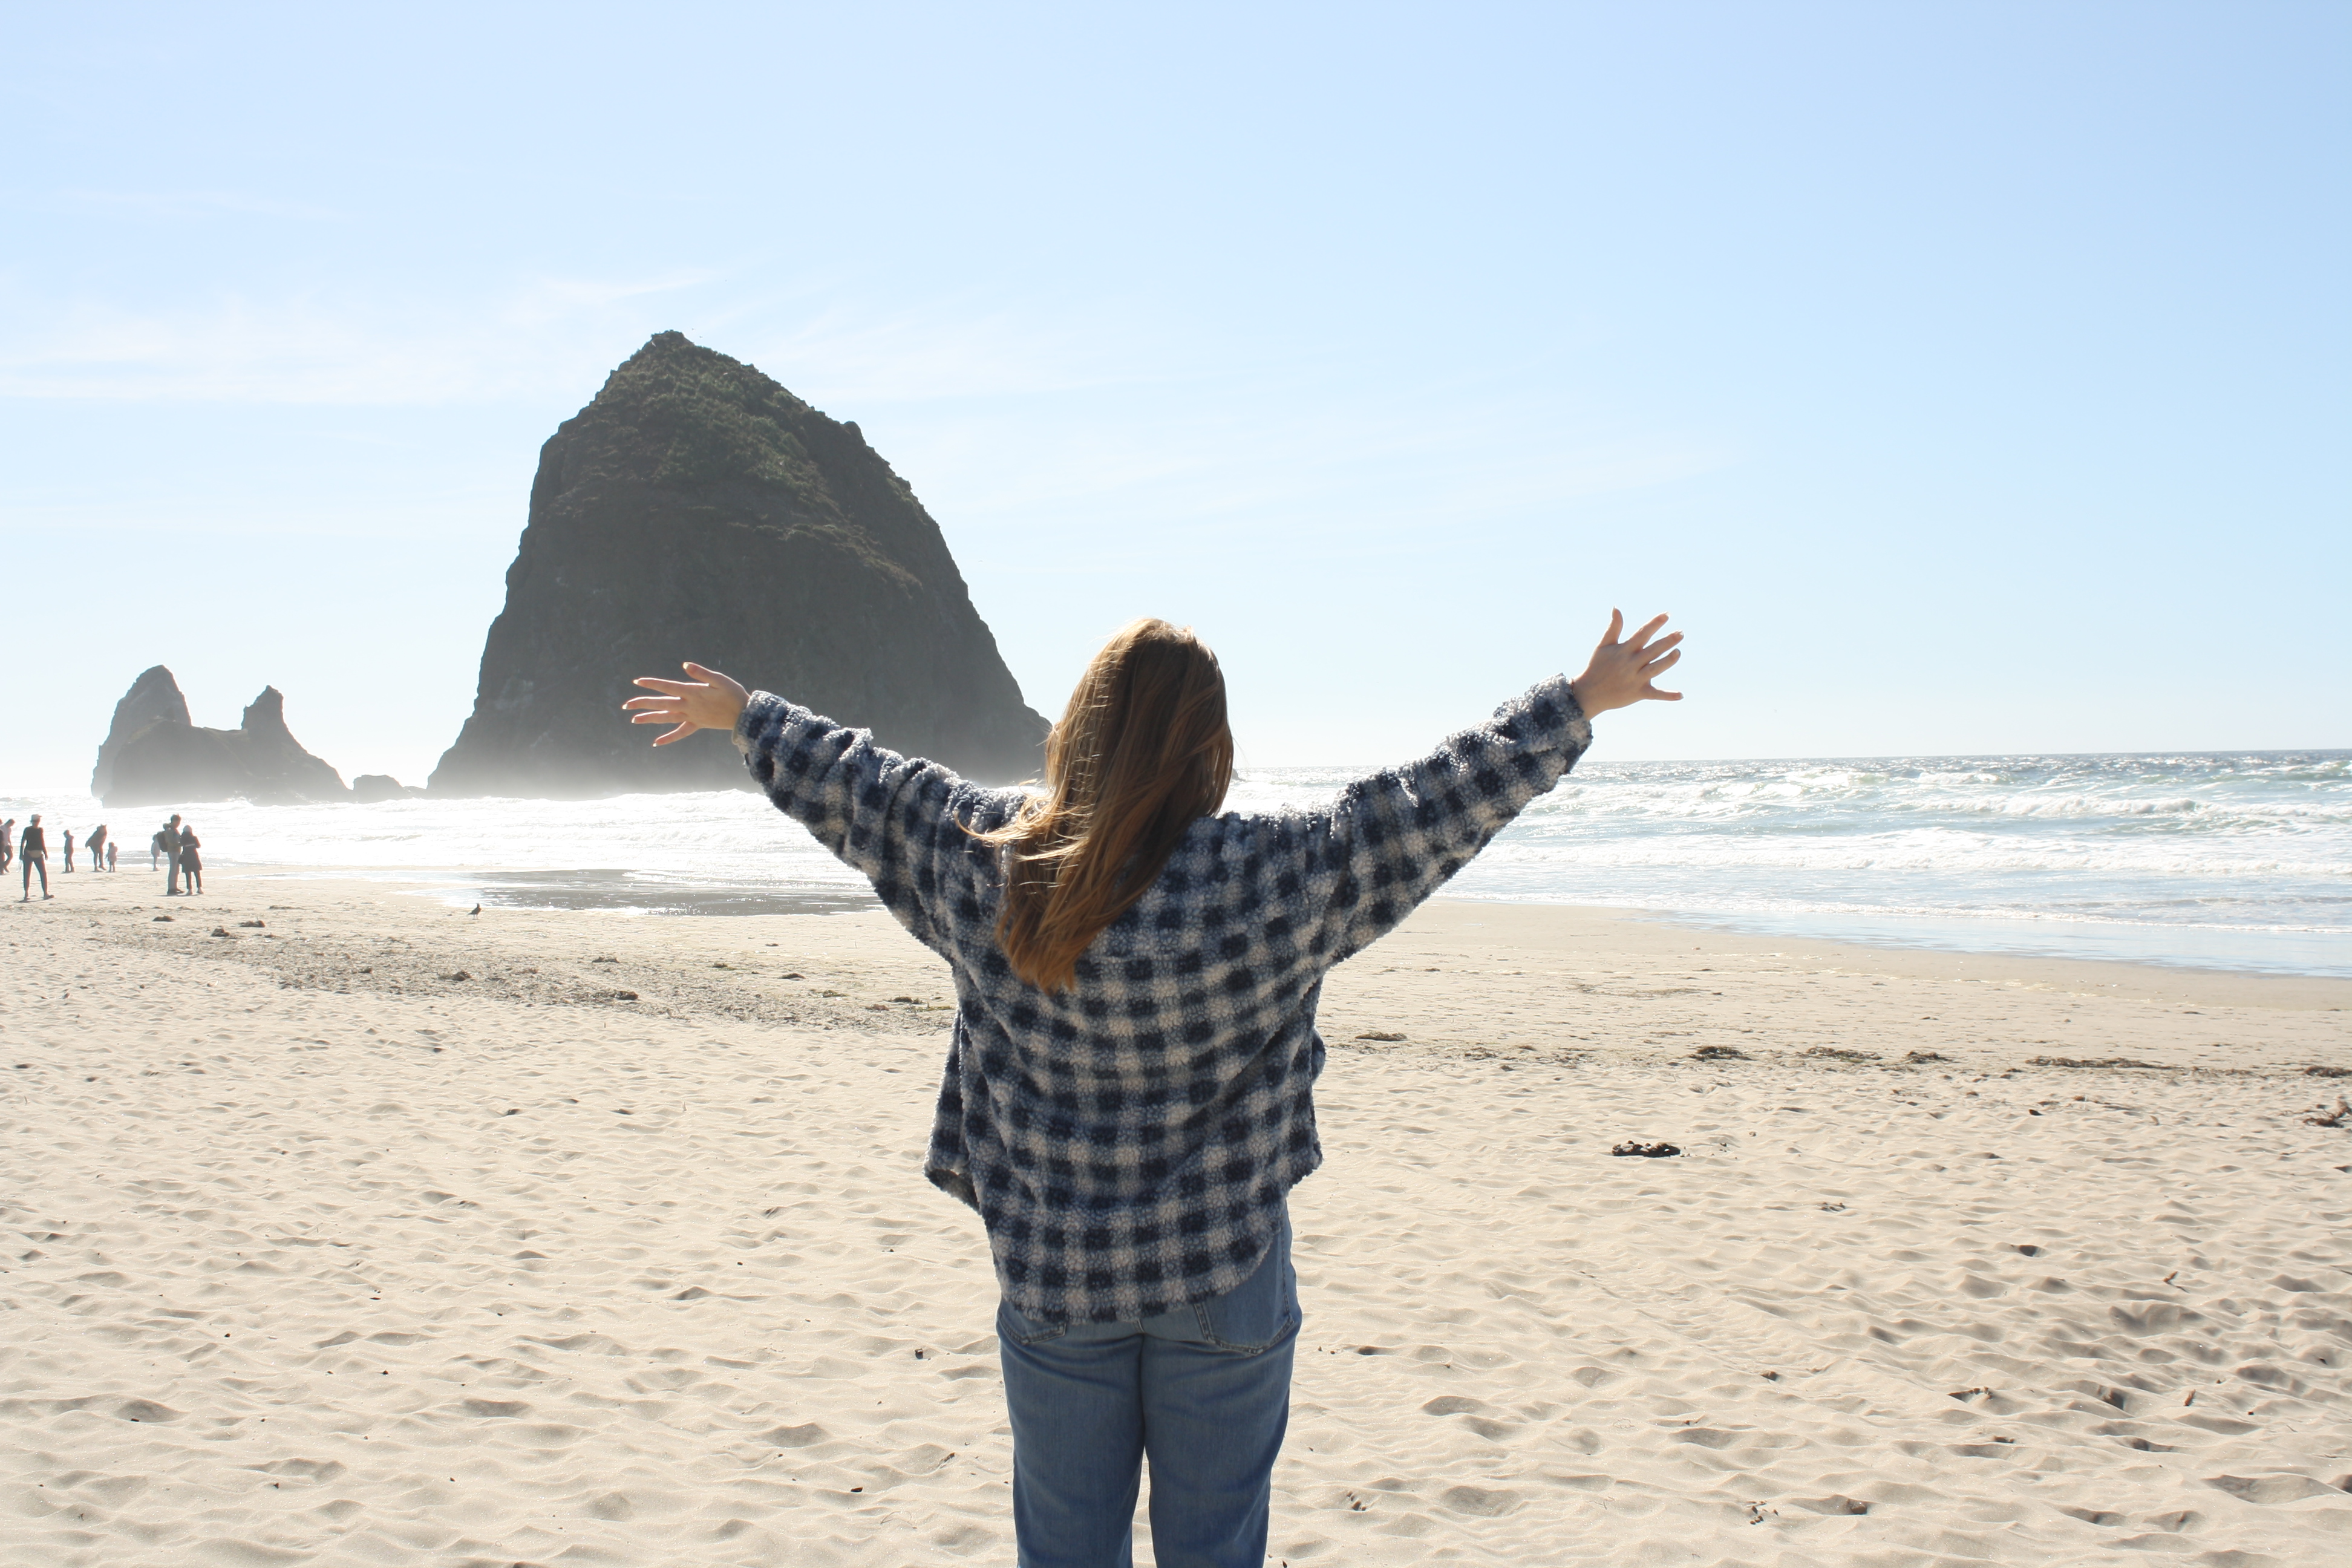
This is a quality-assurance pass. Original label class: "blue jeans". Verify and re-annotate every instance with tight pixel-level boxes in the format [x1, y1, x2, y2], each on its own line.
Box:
[996, 1204, 1298, 1568]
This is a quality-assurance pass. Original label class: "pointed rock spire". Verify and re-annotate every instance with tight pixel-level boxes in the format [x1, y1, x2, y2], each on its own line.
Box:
[92, 665, 191, 799]
[430, 331, 1047, 797]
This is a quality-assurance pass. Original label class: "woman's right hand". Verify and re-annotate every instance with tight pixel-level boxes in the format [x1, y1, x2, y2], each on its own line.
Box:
[1567, 611, 1684, 717]
[623, 662, 751, 745]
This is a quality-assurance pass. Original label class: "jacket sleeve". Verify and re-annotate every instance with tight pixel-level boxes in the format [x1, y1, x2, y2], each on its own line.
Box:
[1303, 676, 1591, 965]
[733, 693, 998, 953]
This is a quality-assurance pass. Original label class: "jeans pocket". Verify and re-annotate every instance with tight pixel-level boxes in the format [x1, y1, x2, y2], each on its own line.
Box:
[1192, 1208, 1298, 1353]
[996, 1296, 1070, 1348]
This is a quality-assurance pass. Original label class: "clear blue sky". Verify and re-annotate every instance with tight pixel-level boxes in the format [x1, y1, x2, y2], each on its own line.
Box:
[5, 2, 2344, 789]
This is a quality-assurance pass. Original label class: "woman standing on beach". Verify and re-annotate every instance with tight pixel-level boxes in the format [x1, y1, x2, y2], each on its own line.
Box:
[628, 612, 1683, 1567]
[19, 815, 51, 901]
[177, 825, 203, 895]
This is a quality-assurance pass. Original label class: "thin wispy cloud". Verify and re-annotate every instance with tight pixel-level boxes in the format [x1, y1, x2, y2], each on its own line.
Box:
[0, 295, 520, 402]
[58, 188, 351, 223]
[883, 375, 1736, 552]
[0, 262, 1731, 560]
[0, 272, 720, 403]
[745, 299, 1184, 408]
[500, 269, 722, 327]
[721, 301, 1735, 534]
[0, 273, 1163, 410]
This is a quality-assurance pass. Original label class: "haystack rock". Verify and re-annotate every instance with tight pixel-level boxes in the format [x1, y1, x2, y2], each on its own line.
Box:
[98, 675, 349, 807]
[428, 332, 1048, 798]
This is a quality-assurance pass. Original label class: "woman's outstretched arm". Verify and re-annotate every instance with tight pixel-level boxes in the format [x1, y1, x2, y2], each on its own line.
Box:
[624, 663, 975, 952]
[1304, 610, 1685, 965]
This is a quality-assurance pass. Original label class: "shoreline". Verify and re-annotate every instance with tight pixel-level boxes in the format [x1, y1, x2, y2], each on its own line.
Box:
[95, 858, 2352, 997]
[1322, 898, 2351, 1074]
[1420, 898, 2352, 1015]
[17, 869, 2348, 1059]
[1616, 903, 2352, 988]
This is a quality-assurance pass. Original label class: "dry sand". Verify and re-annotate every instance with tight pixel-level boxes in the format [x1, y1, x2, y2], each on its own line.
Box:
[4, 875, 2349, 1566]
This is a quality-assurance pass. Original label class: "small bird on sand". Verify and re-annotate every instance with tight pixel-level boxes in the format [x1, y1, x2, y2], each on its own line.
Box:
[469, 904, 481, 916]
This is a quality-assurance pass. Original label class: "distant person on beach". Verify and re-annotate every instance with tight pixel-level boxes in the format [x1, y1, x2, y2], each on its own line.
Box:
[106, 840, 117, 872]
[150, 825, 166, 869]
[629, 610, 1685, 1564]
[178, 825, 203, 895]
[20, 815, 51, 901]
[62, 829, 75, 872]
[0, 818, 13, 877]
[159, 815, 185, 894]
[86, 824, 108, 871]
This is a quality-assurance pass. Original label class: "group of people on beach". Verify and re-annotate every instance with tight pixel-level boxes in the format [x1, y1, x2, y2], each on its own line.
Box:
[5, 813, 201, 901]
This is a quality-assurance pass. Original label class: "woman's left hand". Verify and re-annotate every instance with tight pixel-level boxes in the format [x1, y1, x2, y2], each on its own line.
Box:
[1567, 610, 1685, 717]
[624, 662, 751, 745]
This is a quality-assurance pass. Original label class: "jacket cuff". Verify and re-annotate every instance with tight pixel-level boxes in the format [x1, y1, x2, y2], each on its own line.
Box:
[1558, 680, 1593, 750]
[735, 692, 783, 755]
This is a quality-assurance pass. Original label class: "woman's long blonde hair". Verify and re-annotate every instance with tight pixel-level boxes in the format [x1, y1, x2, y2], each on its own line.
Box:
[977, 618, 1234, 991]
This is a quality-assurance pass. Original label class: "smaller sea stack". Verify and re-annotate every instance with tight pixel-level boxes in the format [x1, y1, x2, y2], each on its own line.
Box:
[96, 669, 350, 806]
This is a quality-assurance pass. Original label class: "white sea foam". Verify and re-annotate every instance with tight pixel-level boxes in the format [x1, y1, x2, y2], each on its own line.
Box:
[1225, 751, 2352, 975]
[8, 748, 2347, 976]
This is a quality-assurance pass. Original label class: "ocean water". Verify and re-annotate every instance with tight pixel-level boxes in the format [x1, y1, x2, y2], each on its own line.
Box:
[8, 750, 2347, 978]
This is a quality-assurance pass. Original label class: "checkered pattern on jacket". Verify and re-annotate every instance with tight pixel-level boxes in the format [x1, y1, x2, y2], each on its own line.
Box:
[734, 676, 1591, 1323]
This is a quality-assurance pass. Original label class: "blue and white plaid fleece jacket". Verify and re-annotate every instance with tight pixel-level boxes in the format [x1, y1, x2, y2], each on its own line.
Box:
[734, 677, 1591, 1324]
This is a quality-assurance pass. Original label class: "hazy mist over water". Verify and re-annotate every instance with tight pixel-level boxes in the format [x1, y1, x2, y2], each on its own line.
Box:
[9, 750, 2347, 978]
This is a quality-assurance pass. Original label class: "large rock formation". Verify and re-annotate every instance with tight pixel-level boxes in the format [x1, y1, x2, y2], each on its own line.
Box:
[428, 332, 1048, 798]
[92, 665, 192, 799]
[98, 675, 349, 806]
